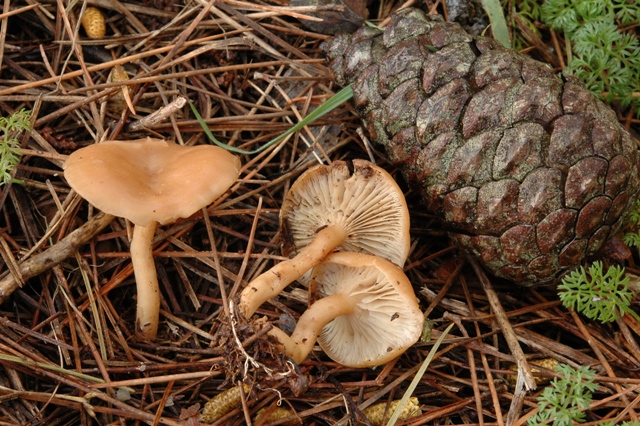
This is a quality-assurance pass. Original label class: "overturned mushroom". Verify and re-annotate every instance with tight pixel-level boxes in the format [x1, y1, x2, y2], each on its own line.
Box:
[238, 159, 410, 318]
[268, 251, 424, 367]
[64, 137, 241, 339]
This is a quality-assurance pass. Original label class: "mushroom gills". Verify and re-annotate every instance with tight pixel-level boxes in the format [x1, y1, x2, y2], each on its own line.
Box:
[269, 252, 424, 368]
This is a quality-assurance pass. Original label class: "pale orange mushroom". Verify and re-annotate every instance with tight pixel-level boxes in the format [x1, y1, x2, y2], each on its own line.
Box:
[238, 159, 410, 319]
[268, 251, 424, 367]
[64, 137, 241, 339]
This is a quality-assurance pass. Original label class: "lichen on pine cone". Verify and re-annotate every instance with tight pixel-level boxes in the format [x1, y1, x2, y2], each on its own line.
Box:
[323, 7, 640, 285]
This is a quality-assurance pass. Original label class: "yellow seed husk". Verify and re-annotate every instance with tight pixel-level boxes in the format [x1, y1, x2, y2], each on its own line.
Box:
[362, 397, 422, 426]
[200, 384, 251, 423]
[254, 406, 300, 425]
[108, 65, 135, 114]
[81, 7, 106, 39]
[109, 65, 129, 85]
[505, 358, 559, 384]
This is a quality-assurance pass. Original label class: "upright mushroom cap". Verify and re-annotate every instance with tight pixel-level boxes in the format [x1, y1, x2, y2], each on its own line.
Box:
[63, 137, 241, 340]
[63, 137, 241, 226]
[311, 251, 423, 368]
[281, 159, 410, 270]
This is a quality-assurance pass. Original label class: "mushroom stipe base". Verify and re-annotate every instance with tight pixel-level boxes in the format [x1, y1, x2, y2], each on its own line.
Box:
[216, 303, 311, 397]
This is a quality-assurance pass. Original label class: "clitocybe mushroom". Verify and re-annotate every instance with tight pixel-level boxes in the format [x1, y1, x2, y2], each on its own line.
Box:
[63, 137, 241, 339]
[238, 159, 410, 318]
[268, 251, 424, 367]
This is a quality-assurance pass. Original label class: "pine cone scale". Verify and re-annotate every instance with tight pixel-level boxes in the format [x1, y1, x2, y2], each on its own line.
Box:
[536, 209, 577, 254]
[493, 123, 545, 181]
[565, 157, 607, 208]
[512, 82, 563, 125]
[416, 79, 471, 142]
[422, 44, 475, 93]
[475, 178, 519, 233]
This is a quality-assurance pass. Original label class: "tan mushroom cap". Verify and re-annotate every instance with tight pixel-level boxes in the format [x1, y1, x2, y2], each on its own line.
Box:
[280, 159, 411, 271]
[311, 251, 424, 368]
[63, 138, 241, 226]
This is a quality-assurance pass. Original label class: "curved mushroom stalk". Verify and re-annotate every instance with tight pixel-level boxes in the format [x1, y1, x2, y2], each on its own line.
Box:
[268, 252, 425, 368]
[238, 160, 411, 320]
[238, 225, 347, 318]
[130, 222, 160, 340]
[268, 293, 352, 364]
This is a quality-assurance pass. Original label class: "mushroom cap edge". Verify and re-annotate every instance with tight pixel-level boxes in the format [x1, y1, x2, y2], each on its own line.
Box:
[63, 137, 241, 226]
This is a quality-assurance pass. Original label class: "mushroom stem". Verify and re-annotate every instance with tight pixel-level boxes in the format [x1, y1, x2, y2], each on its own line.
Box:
[130, 221, 160, 340]
[268, 292, 353, 364]
[238, 225, 347, 319]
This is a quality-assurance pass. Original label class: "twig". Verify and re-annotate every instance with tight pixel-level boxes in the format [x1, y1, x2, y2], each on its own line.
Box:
[88, 371, 220, 389]
[469, 257, 537, 391]
[127, 96, 187, 132]
[0, 213, 114, 304]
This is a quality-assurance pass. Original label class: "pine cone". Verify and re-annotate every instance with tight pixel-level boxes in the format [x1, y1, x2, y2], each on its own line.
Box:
[323, 8, 640, 285]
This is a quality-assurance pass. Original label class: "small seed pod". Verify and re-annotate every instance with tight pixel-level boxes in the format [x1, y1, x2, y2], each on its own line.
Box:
[254, 406, 300, 425]
[200, 384, 250, 423]
[81, 7, 106, 39]
[362, 397, 422, 426]
[506, 358, 559, 385]
[108, 65, 133, 113]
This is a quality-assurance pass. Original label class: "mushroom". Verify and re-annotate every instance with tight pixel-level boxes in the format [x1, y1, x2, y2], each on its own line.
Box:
[63, 137, 241, 339]
[238, 159, 410, 318]
[268, 251, 424, 367]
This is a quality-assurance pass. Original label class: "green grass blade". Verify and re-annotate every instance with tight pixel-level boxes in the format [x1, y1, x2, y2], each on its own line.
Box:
[385, 323, 455, 426]
[481, 0, 512, 48]
[190, 84, 354, 155]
